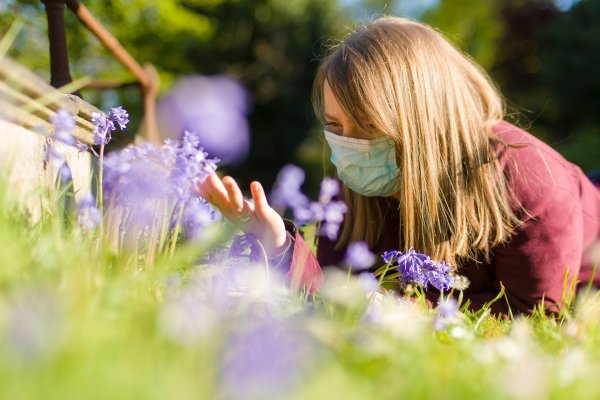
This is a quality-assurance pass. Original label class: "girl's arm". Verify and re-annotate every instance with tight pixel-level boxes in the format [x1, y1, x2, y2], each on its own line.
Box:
[195, 173, 324, 292]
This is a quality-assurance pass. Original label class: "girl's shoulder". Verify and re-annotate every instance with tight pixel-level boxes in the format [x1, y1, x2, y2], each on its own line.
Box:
[491, 121, 591, 217]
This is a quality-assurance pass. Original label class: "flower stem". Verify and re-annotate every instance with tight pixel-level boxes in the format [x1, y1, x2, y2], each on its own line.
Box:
[98, 143, 105, 242]
[168, 203, 185, 256]
[98, 144, 105, 213]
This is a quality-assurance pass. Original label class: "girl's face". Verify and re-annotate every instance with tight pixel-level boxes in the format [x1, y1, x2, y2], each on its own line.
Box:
[323, 81, 372, 140]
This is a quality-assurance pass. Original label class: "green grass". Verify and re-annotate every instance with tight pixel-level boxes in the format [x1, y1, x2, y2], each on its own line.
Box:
[1, 179, 600, 400]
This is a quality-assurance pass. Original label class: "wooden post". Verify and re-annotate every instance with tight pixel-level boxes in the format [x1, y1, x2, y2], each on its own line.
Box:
[41, 0, 76, 92]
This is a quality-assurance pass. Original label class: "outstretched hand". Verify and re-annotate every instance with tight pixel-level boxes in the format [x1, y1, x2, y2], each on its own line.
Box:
[194, 174, 288, 257]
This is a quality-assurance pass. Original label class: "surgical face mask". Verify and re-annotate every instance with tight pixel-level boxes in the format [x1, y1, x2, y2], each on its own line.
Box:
[324, 129, 401, 197]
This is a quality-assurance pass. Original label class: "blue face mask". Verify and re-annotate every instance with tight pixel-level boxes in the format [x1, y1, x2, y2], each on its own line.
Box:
[324, 129, 401, 197]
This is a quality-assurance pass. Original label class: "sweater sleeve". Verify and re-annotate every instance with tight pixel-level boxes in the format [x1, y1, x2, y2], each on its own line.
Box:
[281, 220, 324, 293]
[465, 196, 582, 315]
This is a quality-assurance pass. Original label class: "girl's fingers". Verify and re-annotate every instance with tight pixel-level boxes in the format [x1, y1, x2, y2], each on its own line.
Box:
[222, 176, 245, 214]
[202, 174, 230, 209]
[243, 198, 255, 215]
[250, 181, 272, 220]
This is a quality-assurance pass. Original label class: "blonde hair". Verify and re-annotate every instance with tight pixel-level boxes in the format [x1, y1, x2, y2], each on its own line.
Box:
[312, 16, 523, 268]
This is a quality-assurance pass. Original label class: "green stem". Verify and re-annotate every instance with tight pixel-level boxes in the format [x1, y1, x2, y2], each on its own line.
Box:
[98, 144, 105, 213]
[169, 203, 185, 256]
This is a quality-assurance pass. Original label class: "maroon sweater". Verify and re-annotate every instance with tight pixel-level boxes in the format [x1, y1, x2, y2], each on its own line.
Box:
[285, 121, 600, 315]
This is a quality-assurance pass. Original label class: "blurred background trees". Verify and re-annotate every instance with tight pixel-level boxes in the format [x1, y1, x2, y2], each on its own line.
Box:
[1, 0, 598, 196]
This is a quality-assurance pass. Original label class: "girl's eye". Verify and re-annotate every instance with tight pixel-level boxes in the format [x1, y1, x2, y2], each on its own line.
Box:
[325, 123, 343, 135]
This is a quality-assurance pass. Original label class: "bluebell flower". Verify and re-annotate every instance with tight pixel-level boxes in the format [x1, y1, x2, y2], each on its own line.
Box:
[345, 241, 376, 269]
[318, 177, 340, 203]
[182, 196, 219, 241]
[77, 193, 101, 230]
[157, 75, 250, 165]
[109, 106, 129, 130]
[357, 272, 379, 293]
[271, 164, 310, 211]
[51, 109, 75, 134]
[323, 201, 347, 224]
[75, 141, 89, 153]
[91, 112, 115, 146]
[381, 248, 454, 291]
[423, 260, 453, 291]
[58, 163, 72, 183]
[320, 222, 341, 241]
[53, 130, 77, 146]
[396, 248, 428, 283]
[219, 318, 313, 400]
[381, 250, 399, 264]
[170, 130, 219, 201]
[271, 165, 347, 241]
[434, 298, 459, 331]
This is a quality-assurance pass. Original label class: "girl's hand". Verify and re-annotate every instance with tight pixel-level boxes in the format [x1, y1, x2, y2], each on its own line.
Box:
[194, 174, 288, 257]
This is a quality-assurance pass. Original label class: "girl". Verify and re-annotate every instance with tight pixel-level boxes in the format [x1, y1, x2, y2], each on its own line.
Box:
[197, 16, 600, 315]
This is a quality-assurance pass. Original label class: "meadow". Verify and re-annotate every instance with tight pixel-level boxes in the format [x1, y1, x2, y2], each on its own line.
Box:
[1, 105, 599, 400]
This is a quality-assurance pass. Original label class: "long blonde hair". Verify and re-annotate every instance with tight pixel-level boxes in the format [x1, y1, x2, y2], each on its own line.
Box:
[312, 16, 523, 268]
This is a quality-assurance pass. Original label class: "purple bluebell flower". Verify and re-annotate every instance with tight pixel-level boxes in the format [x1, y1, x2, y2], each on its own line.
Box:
[75, 141, 89, 153]
[46, 144, 63, 167]
[58, 163, 72, 183]
[109, 106, 129, 130]
[228, 233, 266, 265]
[345, 241, 376, 270]
[319, 177, 340, 203]
[51, 109, 75, 134]
[103, 144, 174, 238]
[157, 75, 250, 165]
[396, 248, 429, 284]
[170, 131, 220, 201]
[383, 247, 454, 291]
[434, 298, 459, 331]
[102, 136, 220, 247]
[182, 196, 220, 241]
[381, 250, 400, 264]
[271, 165, 348, 241]
[358, 272, 380, 293]
[423, 260, 453, 292]
[320, 222, 341, 241]
[77, 193, 101, 230]
[219, 318, 313, 400]
[53, 130, 77, 146]
[271, 164, 310, 211]
[91, 112, 115, 146]
[323, 200, 347, 224]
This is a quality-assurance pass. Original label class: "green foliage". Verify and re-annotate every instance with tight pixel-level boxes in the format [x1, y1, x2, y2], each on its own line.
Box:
[422, 0, 504, 70]
[1, 171, 600, 398]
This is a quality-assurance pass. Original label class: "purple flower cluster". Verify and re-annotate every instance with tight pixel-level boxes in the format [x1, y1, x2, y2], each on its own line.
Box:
[270, 166, 347, 241]
[102, 133, 220, 241]
[169, 130, 220, 201]
[157, 75, 250, 165]
[50, 109, 76, 144]
[219, 318, 312, 400]
[381, 248, 454, 291]
[91, 106, 129, 147]
[434, 298, 459, 331]
[77, 193, 101, 230]
[46, 109, 83, 184]
[270, 165, 309, 211]
[345, 241, 376, 269]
